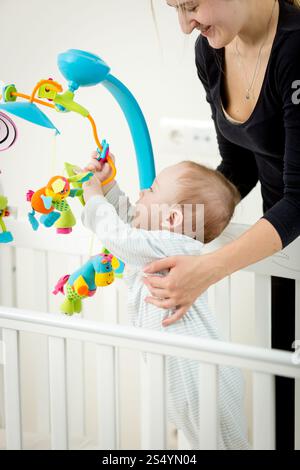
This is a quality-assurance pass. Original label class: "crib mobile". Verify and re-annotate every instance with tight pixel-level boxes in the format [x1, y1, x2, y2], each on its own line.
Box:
[0, 49, 156, 312]
[0, 112, 18, 242]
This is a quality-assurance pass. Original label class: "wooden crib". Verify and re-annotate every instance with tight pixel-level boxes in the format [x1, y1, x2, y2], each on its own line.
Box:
[0, 219, 299, 450]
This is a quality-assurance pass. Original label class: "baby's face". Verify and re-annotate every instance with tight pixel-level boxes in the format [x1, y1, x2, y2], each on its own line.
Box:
[132, 164, 183, 231]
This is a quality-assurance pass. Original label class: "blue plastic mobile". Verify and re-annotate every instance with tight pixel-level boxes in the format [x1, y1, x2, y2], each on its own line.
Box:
[0, 49, 156, 189]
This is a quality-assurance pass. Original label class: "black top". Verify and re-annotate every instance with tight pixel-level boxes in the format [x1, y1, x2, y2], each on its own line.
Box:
[195, 0, 300, 249]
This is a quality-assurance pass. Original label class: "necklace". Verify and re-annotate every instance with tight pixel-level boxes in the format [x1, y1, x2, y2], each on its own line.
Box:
[235, 0, 277, 100]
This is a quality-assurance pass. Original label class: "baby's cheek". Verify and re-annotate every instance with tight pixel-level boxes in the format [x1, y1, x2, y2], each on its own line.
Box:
[132, 204, 151, 230]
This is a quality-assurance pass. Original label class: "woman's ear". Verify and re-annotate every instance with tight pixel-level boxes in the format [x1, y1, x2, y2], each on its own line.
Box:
[161, 205, 183, 232]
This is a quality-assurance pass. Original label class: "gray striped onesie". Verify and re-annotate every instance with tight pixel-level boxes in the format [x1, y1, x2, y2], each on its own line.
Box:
[82, 183, 250, 450]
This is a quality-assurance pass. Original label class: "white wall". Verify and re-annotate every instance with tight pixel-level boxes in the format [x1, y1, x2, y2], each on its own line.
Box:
[0, 0, 264, 446]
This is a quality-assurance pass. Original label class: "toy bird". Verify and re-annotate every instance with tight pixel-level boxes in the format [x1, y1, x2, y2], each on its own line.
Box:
[26, 171, 93, 234]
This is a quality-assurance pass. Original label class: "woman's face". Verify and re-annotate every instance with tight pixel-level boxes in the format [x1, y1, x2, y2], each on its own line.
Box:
[166, 0, 246, 49]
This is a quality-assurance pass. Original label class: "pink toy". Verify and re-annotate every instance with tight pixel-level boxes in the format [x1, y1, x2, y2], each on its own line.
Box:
[0, 112, 17, 152]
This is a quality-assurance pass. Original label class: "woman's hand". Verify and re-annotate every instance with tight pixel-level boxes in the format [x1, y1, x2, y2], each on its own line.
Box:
[84, 151, 116, 195]
[143, 253, 225, 327]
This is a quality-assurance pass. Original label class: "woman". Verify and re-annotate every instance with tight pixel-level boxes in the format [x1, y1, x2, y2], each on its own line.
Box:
[145, 0, 300, 449]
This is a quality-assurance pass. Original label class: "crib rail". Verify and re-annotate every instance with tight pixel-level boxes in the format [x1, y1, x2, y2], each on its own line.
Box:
[0, 306, 300, 450]
[1, 219, 300, 450]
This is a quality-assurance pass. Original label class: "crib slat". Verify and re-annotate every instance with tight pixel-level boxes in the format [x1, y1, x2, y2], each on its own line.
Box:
[295, 280, 300, 450]
[3, 328, 22, 449]
[0, 246, 16, 307]
[198, 363, 218, 450]
[254, 274, 271, 347]
[48, 336, 68, 450]
[66, 339, 85, 442]
[214, 277, 231, 340]
[252, 371, 275, 450]
[15, 248, 51, 438]
[96, 345, 119, 449]
[15, 247, 48, 311]
[140, 353, 167, 450]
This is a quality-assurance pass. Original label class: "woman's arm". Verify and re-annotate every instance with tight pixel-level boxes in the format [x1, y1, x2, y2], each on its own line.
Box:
[259, 33, 300, 248]
[143, 217, 282, 327]
[213, 218, 282, 275]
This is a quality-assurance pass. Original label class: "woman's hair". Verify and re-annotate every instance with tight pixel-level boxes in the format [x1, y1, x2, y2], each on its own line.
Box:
[176, 161, 241, 244]
[151, 0, 300, 8]
[285, 0, 300, 7]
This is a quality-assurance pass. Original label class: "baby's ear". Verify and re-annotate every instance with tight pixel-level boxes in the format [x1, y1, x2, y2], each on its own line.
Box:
[161, 205, 183, 232]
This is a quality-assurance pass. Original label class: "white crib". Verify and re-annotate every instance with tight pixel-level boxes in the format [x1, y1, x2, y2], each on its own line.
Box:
[0, 219, 299, 450]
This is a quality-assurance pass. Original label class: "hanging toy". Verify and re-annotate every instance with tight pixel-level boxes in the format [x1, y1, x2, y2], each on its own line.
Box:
[64, 137, 110, 206]
[0, 111, 17, 152]
[0, 111, 17, 242]
[96, 139, 110, 163]
[53, 250, 124, 315]
[26, 172, 93, 234]
[0, 195, 13, 243]
[64, 156, 126, 281]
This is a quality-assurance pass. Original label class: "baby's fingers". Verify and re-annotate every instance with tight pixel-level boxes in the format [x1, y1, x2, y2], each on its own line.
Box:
[86, 160, 103, 172]
[91, 150, 99, 160]
[85, 163, 98, 172]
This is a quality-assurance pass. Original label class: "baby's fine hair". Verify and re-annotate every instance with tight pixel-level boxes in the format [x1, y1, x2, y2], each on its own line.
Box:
[176, 161, 240, 244]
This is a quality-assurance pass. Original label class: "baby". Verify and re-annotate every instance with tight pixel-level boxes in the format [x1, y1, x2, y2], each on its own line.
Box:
[81, 153, 250, 450]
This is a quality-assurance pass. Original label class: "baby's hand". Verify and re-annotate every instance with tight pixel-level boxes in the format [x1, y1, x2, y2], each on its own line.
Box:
[82, 175, 104, 204]
[84, 151, 115, 183]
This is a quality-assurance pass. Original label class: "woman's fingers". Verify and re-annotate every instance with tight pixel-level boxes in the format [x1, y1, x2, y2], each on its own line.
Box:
[143, 257, 177, 274]
[162, 306, 188, 327]
[144, 297, 176, 309]
[144, 295, 190, 326]
[142, 254, 220, 327]
[143, 284, 166, 299]
[142, 275, 169, 290]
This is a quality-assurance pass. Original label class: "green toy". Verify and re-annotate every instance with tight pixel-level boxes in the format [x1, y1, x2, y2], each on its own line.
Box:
[0, 195, 13, 243]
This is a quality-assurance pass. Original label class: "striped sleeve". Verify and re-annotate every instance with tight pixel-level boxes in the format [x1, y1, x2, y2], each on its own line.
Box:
[81, 195, 183, 267]
[104, 182, 136, 225]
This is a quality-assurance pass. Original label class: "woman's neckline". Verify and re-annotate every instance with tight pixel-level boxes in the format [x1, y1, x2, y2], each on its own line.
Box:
[221, 101, 244, 124]
[219, 0, 282, 127]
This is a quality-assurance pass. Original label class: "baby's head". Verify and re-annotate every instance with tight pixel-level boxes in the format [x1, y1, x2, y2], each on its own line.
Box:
[133, 161, 240, 243]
